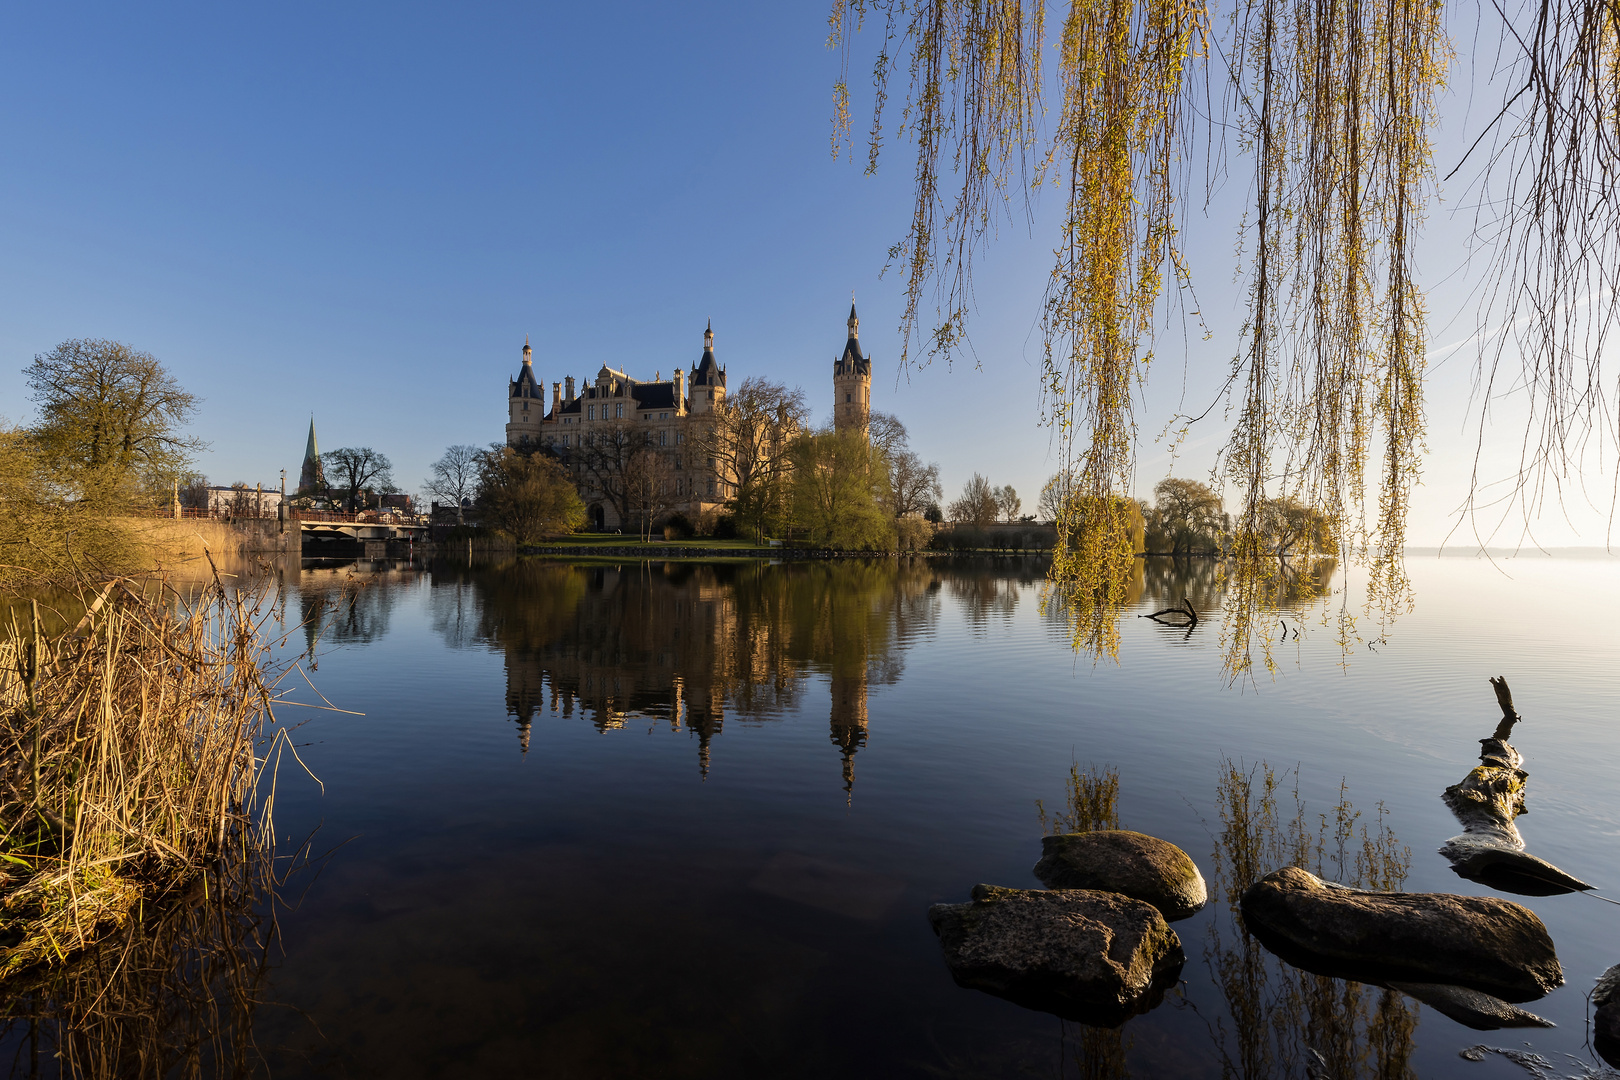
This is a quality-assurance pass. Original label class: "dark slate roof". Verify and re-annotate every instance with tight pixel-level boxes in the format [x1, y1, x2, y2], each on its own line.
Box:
[691, 345, 726, 388]
[556, 397, 583, 416]
[511, 361, 542, 398]
[632, 383, 679, 410]
[836, 336, 870, 378]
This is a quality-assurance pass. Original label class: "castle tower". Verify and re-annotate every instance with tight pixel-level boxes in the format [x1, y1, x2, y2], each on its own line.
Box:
[506, 336, 544, 448]
[829, 670, 870, 799]
[689, 320, 727, 415]
[833, 303, 872, 434]
[297, 416, 323, 494]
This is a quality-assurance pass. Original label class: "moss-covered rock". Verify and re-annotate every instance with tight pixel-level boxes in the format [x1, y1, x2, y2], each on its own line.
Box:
[1032, 830, 1207, 921]
[926, 883, 1184, 1027]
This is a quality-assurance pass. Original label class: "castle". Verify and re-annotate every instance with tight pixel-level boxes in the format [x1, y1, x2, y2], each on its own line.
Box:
[506, 305, 872, 530]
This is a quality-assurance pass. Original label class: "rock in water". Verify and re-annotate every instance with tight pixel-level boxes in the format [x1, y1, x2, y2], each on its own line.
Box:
[1594, 963, 1620, 1067]
[1240, 866, 1562, 1002]
[928, 884, 1185, 1026]
[1385, 982, 1554, 1030]
[1439, 679, 1593, 895]
[1033, 830, 1208, 921]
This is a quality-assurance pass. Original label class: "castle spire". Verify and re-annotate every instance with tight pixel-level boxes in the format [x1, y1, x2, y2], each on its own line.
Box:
[704, 319, 713, 349]
[522, 335, 533, 364]
[848, 302, 859, 337]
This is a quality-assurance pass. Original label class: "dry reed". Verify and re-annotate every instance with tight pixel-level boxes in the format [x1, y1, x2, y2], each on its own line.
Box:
[0, 848, 275, 1079]
[0, 565, 286, 980]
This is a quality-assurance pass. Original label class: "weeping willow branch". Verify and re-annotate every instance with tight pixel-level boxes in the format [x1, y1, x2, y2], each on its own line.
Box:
[1456, 0, 1620, 543]
[831, 0, 1048, 365]
[1218, 0, 1446, 677]
[823, 1, 1620, 672]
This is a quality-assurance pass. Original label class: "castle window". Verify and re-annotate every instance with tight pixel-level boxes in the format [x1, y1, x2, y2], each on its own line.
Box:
[615, 403, 624, 419]
[708, 479, 716, 496]
[659, 412, 668, 420]
[588, 405, 596, 420]
[708, 391, 714, 401]
[845, 393, 851, 403]
[677, 432, 685, 444]
[522, 401, 529, 412]
[675, 455, 682, 470]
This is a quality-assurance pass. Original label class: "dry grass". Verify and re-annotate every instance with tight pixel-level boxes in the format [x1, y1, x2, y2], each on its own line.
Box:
[0, 564, 287, 981]
[118, 518, 257, 562]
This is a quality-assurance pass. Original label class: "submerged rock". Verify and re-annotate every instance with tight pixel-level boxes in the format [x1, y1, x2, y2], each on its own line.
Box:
[1439, 678, 1593, 896]
[927, 884, 1184, 1027]
[1386, 982, 1553, 1030]
[1594, 963, 1620, 1067]
[1240, 866, 1563, 1002]
[1032, 830, 1208, 921]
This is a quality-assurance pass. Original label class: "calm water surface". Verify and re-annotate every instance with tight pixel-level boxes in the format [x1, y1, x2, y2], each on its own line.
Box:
[25, 553, 1620, 1078]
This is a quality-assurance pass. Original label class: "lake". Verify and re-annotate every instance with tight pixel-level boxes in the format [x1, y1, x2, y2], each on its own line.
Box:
[8, 552, 1620, 1078]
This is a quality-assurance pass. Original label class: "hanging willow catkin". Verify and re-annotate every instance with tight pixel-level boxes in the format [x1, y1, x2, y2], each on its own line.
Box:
[833, 0, 1456, 672]
[1043, 0, 1206, 657]
[1218, 0, 1445, 676]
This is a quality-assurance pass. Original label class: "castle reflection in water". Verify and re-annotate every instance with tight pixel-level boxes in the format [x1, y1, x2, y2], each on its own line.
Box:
[421, 558, 1018, 793]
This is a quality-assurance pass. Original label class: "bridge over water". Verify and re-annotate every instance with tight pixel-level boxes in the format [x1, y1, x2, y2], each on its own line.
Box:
[294, 510, 430, 554]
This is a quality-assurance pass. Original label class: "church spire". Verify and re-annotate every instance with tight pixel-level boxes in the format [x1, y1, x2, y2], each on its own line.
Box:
[298, 416, 323, 494]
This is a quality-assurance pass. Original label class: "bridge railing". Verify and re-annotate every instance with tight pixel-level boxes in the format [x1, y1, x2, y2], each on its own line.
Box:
[292, 510, 427, 526]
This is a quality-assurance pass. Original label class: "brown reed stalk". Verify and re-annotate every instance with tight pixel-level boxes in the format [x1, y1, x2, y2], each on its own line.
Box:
[0, 566, 285, 980]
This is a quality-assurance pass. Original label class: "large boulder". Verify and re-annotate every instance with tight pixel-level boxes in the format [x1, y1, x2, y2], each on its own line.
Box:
[1240, 866, 1562, 1003]
[927, 884, 1184, 1027]
[1594, 964, 1620, 1067]
[1032, 830, 1208, 921]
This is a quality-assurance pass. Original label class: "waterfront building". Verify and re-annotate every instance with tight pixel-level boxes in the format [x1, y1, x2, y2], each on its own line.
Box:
[504, 307, 873, 530]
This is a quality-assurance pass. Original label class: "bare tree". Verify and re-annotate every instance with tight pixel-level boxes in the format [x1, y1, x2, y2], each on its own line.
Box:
[994, 484, 1021, 523]
[226, 482, 257, 518]
[867, 410, 909, 460]
[625, 450, 680, 541]
[889, 448, 942, 519]
[576, 428, 667, 533]
[323, 447, 394, 512]
[425, 444, 481, 524]
[1038, 471, 1077, 524]
[693, 376, 808, 541]
[948, 474, 997, 527]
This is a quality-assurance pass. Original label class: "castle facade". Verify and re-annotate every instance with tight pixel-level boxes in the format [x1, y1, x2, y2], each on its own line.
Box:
[506, 306, 872, 530]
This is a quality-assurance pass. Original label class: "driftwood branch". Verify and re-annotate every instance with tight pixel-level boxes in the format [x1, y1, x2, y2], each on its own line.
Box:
[1143, 596, 1198, 626]
[1489, 676, 1520, 740]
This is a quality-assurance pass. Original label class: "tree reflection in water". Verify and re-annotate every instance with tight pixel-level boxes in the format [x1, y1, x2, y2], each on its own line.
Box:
[0, 854, 279, 1080]
[1205, 761, 1416, 1080]
[297, 561, 422, 664]
[1044, 555, 1343, 676]
[429, 558, 940, 792]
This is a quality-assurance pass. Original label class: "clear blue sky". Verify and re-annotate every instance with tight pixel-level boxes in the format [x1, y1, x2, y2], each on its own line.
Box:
[1, 3, 1612, 547]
